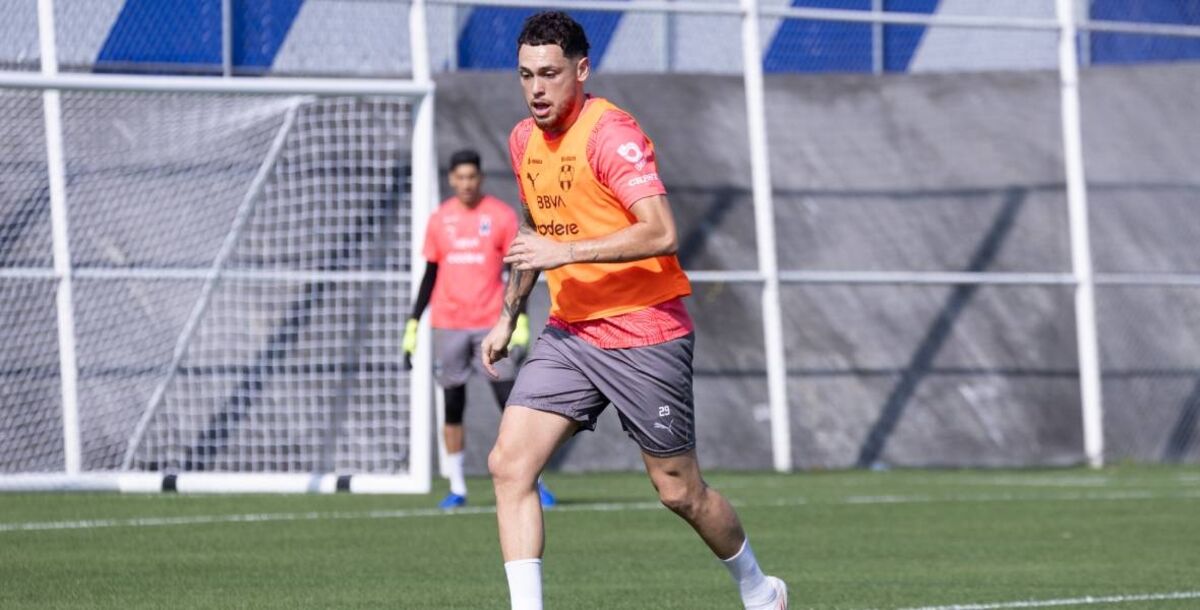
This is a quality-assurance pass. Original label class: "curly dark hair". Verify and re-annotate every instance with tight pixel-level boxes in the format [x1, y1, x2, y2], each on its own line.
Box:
[516, 11, 590, 59]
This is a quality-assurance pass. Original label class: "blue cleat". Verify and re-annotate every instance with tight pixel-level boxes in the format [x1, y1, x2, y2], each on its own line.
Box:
[438, 492, 467, 510]
[537, 481, 557, 508]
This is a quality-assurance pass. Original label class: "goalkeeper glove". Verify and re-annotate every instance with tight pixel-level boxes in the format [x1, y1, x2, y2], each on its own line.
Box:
[403, 318, 419, 356]
[509, 314, 530, 349]
[402, 318, 419, 371]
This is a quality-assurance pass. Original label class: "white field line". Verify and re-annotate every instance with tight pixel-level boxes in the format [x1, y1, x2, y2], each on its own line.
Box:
[693, 473, 1188, 491]
[875, 590, 1200, 610]
[838, 489, 1200, 504]
[902, 475, 1115, 488]
[0, 501, 661, 533]
[4, 490, 1200, 534]
[823, 474, 1200, 492]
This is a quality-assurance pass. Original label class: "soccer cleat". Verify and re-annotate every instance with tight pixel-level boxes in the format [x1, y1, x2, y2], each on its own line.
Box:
[745, 576, 788, 610]
[438, 492, 467, 510]
[757, 576, 788, 610]
[537, 481, 557, 508]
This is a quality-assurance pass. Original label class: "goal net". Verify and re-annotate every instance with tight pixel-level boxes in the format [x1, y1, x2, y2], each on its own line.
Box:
[0, 86, 432, 493]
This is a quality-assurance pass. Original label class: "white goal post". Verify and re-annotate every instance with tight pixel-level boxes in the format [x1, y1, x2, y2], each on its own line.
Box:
[0, 2, 437, 494]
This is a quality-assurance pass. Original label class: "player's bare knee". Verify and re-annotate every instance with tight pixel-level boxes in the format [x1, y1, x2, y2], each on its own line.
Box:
[657, 481, 703, 518]
[487, 444, 511, 482]
[487, 443, 536, 490]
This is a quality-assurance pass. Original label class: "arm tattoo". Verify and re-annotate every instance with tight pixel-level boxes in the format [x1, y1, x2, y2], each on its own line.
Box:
[502, 269, 536, 321]
[519, 205, 535, 235]
[501, 205, 540, 323]
[568, 241, 601, 263]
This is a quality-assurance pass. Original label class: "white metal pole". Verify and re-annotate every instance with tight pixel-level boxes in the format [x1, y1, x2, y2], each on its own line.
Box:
[222, 0, 234, 77]
[1077, 0, 1091, 67]
[408, 0, 437, 493]
[872, 0, 884, 74]
[449, 4, 459, 72]
[38, 0, 83, 476]
[0, 72, 433, 97]
[1056, 0, 1104, 469]
[740, 0, 792, 472]
[663, 0, 675, 72]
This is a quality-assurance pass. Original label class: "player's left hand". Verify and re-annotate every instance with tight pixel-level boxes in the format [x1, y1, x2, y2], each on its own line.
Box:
[504, 230, 570, 271]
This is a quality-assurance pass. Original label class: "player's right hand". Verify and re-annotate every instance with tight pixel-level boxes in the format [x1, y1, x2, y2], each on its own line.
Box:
[480, 322, 514, 379]
[402, 319, 419, 370]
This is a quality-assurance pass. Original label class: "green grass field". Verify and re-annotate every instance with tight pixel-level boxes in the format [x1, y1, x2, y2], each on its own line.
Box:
[2, 466, 1198, 609]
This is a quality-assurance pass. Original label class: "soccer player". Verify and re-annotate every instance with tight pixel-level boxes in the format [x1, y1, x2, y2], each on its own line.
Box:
[480, 12, 788, 610]
[405, 148, 555, 510]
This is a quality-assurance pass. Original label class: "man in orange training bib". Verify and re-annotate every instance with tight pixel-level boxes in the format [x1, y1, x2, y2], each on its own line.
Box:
[480, 11, 788, 610]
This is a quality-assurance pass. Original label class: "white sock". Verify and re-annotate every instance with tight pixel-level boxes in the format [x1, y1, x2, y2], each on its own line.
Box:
[503, 558, 543, 610]
[446, 451, 467, 496]
[721, 538, 776, 608]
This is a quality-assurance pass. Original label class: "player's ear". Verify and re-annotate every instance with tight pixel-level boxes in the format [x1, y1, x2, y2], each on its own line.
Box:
[575, 56, 590, 83]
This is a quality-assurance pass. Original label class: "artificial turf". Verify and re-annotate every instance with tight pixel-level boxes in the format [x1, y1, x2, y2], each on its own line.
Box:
[1, 466, 1198, 609]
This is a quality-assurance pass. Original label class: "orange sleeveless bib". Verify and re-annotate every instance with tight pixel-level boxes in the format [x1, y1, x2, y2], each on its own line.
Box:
[520, 99, 691, 322]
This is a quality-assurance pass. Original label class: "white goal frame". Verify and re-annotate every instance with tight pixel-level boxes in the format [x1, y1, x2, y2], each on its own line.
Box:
[0, 0, 438, 494]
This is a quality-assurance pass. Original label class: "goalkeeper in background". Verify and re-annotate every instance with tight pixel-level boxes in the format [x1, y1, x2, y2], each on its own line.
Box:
[405, 148, 555, 510]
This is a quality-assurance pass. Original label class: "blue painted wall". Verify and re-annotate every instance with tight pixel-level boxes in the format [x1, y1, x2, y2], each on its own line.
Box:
[457, 8, 623, 70]
[883, 0, 940, 72]
[236, 0, 306, 72]
[1091, 0, 1200, 65]
[762, 0, 939, 73]
[96, 0, 304, 74]
[765, 0, 873, 73]
[89, 0, 1200, 74]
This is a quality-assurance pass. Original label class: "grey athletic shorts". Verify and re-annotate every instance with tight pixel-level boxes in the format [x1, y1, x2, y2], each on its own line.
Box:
[434, 328, 521, 387]
[507, 326, 696, 457]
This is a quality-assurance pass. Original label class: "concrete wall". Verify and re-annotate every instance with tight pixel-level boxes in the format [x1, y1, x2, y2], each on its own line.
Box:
[434, 63, 1200, 473]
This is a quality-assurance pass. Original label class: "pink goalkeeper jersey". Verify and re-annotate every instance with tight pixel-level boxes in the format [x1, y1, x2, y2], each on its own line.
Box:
[423, 195, 518, 330]
[509, 97, 694, 349]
